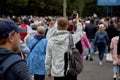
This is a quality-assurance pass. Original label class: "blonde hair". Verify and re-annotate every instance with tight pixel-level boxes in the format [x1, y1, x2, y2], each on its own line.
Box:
[99, 24, 105, 32]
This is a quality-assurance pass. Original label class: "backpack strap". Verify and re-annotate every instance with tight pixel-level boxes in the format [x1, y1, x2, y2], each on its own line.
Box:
[66, 33, 74, 73]
[68, 33, 74, 48]
[0, 55, 23, 78]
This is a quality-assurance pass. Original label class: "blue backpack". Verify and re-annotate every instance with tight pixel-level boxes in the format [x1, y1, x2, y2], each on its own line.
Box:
[0, 55, 23, 80]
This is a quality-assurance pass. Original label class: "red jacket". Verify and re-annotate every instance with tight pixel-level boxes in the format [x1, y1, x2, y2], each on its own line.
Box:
[19, 23, 27, 42]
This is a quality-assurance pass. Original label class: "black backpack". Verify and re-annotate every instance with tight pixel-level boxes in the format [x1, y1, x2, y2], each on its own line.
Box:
[64, 34, 83, 77]
[117, 34, 120, 55]
[75, 40, 83, 54]
[0, 54, 23, 80]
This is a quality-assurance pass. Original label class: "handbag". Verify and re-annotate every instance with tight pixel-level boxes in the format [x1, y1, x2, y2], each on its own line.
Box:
[106, 53, 113, 62]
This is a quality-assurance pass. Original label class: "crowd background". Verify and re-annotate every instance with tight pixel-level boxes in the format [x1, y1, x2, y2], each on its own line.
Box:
[1, 13, 120, 79]
[0, 0, 120, 80]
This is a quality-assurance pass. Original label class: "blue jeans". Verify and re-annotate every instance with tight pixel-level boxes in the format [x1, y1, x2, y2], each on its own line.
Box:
[97, 42, 106, 61]
[113, 65, 120, 73]
[86, 39, 95, 58]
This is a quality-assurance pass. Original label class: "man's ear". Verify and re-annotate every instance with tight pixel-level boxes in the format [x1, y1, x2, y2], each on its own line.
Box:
[8, 34, 14, 42]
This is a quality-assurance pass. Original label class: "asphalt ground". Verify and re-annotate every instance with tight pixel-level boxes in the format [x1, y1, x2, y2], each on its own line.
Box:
[78, 54, 113, 80]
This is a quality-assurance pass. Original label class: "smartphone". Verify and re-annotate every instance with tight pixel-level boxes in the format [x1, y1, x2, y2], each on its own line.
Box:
[72, 10, 77, 19]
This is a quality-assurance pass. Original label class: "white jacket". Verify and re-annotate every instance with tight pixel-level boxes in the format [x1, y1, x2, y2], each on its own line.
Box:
[45, 23, 83, 77]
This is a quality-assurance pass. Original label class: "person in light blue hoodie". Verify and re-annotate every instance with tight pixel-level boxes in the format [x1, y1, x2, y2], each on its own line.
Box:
[27, 26, 47, 80]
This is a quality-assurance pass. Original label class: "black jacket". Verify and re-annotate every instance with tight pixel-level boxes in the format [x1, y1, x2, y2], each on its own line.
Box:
[105, 25, 118, 45]
[85, 23, 98, 39]
[0, 48, 32, 80]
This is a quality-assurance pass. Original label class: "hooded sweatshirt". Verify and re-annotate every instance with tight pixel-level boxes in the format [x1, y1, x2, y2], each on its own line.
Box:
[45, 23, 83, 77]
[110, 36, 120, 65]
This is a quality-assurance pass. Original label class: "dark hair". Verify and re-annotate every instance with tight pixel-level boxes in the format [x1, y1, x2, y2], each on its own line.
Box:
[105, 17, 110, 21]
[90, 18, 94, 23]
[110, 20, 114, 25]
[23, 18, 29, 24]
[31, 24, 37, 30]
[67, 23, 74, 31]
[116, 22, 120, 36]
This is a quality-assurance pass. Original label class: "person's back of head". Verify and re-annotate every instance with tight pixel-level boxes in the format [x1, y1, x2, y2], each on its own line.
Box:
[37, 26, 46, 35]
[99, 24, 105, 32]
[67, 22, 74, 33]
[57, 17, 68, 30]
[31, 24, 37, 30]
[90, 18, 95, 24]
[23, 18, 29, 25]
[109, 19, 114, 25]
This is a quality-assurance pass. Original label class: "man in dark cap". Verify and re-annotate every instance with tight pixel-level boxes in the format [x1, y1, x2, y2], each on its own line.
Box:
[0, 19, 32, 80]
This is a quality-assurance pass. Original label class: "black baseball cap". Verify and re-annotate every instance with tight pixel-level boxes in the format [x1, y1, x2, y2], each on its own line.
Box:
[0, 19, 26, 38]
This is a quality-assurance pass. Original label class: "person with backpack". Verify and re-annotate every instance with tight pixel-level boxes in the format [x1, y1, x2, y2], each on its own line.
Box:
[94, 24, 109, 65]
[0, 19, 32, 80]
[45, 14, 83, 80]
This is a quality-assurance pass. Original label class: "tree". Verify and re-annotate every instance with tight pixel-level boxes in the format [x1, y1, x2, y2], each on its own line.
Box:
[0, 0, 119, 17]
[44, 0, 63, 16]
[0, 0, 28, 16]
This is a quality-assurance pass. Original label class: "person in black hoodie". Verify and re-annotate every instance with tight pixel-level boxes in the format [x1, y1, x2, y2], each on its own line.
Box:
[0, 19, 32, 80]
[105, 19, 118, 53]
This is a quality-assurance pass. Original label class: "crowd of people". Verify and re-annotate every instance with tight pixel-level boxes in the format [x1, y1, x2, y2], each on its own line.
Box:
[0, 14, 120, 80]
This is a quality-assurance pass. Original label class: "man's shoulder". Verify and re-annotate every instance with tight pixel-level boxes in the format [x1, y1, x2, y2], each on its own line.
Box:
[0, 54, 24, 79]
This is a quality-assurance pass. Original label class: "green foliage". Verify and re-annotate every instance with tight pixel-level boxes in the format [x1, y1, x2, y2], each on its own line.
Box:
[82, 0, 106, 17]
[44, 0, 63, 16]
[0, 0, 119, 17]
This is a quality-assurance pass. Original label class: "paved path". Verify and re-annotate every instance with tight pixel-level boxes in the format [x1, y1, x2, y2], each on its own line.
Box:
[78, 54, 113, 80]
